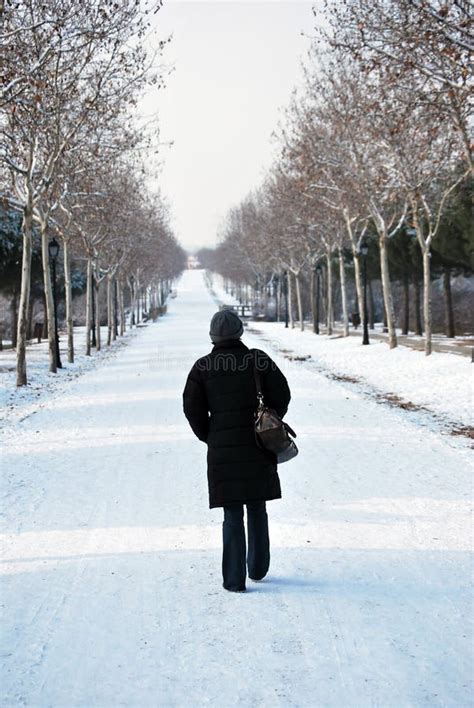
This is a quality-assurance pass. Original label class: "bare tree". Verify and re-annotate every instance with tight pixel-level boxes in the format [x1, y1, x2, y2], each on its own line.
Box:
[318, 0, 473, 169]
[1, 0, 162, 385]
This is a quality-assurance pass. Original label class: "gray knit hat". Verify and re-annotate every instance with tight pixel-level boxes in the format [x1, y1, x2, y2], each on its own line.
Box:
[209, 309, 244, 343]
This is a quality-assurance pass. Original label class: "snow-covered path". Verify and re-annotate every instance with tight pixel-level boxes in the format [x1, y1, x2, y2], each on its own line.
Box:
[1, 270, 472, 708]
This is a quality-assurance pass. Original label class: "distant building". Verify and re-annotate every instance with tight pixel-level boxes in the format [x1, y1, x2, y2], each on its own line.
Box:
[187, 255, 201, 269]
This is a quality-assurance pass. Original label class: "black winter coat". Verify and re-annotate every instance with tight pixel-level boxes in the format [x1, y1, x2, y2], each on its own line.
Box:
[182, 339, 291, 508]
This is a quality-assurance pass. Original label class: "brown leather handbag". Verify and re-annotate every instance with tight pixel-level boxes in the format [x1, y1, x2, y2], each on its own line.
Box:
[252, 363, 298, 464]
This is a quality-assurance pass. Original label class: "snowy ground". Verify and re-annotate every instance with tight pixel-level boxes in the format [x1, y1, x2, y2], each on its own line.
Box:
[1, 269, 472, 707]
[210, 275, 473, 431]
[0, 325, 140, 427]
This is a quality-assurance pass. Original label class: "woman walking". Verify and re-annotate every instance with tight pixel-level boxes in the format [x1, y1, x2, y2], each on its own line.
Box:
[183, 309, 291, 592]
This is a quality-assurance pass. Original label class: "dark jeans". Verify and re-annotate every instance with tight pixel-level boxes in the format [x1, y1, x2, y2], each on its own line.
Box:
[222, 501, 270, 591]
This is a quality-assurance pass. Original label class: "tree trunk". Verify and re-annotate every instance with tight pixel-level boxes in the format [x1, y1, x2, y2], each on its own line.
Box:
[262, 285, 268, 320]
[321, 267, 327, 328]
[16, 205, 34, 386]
[295, 272, 304, 331]
[310, 268, 317, 333]
[422, 249, 432, 356]
[63, 238, 74, 363]
[113, 278, 118, 340]
[287, 271, 294, 329]
[338, 247, 349, 337]
[402, 274, 409, 336]
[107, 274, 113, 346]
[326, 251, 333, 336]
[41, 290, 48, 339]
[378, 233, 397, 348]
[443, 266, 455, 338]
[85, 255, 93, 356]
[40, 222, 57, 372]
[412, 274, 422, 336]
[130, 281, 136, 326]
[91, 276, 96, 348]
[276, 275, 282, 322]
[119, 282, 125, 335]
[95, 279, 101, 351]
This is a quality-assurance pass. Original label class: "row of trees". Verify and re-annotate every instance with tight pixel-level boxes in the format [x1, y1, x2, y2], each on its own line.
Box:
[204, 0, 472, 354]
[1, 0, 185, 386]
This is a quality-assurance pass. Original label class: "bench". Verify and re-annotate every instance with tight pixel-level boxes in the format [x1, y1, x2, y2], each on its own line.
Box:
[219, 304, 252, 319]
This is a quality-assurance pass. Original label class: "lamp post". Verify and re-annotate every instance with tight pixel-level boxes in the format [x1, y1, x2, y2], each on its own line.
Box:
[282, 270, 289, 328]
[360, 242, 370, 345]
[315, 264, 322, 335]
[48, 237, 62, 368]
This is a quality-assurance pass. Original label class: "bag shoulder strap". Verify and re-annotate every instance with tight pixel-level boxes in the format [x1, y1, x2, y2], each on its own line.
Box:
[250, 348, 264, 402]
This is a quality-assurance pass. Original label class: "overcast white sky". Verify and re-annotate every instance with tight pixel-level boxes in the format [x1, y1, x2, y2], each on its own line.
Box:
[147, 0, 316, 252]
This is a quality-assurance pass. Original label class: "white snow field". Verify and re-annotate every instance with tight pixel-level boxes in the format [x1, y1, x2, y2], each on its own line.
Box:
[210, 275, 473, 428]
[1, 269, 472, 708]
